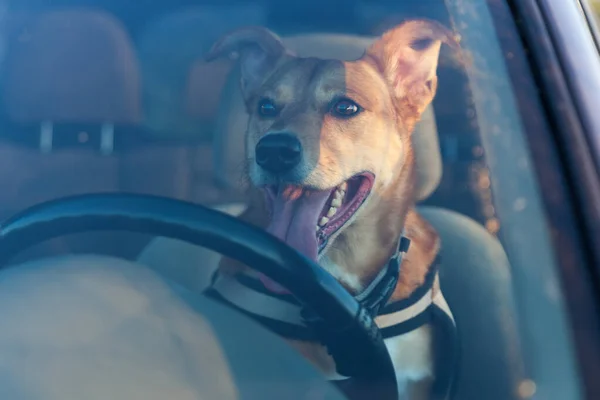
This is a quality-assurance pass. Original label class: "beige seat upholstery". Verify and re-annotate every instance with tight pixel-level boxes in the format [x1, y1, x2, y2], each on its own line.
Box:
[128, 6, 266, 206]
[137, 6, 266, 140]
[0, 10, 141, 259]
[137, 202, 248, 292]
[3, 10, 140, 125]
[0, 9, 140, 205]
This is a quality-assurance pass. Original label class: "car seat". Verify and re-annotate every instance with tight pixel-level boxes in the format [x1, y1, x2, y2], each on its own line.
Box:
[0, 9, 140, 260]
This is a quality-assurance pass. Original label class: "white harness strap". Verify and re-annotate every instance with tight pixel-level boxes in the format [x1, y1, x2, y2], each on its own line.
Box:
[375, 287, 435, 329]
[209, 270, 454, 340]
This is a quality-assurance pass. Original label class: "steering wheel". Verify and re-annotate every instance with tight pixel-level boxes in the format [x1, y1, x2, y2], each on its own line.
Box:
[0, 193, 397, 400]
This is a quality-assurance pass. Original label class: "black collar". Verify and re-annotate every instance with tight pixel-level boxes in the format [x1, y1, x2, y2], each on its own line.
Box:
[355, 235, 411, 316]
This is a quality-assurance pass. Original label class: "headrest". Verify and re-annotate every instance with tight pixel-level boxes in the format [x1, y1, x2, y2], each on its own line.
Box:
[2, 10, 140, 124]
[137, 6, 265, 139]
[212, 33, 442, 201]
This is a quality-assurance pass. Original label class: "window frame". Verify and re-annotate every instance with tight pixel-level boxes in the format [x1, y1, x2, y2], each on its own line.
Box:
[484, 0, 600, 398]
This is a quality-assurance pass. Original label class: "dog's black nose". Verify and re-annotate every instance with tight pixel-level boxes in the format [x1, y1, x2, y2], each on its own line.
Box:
[255, 133, 302, 173]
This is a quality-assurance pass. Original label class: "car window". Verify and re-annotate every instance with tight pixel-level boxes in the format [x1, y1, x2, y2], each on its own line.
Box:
[0, 0, 586, 399]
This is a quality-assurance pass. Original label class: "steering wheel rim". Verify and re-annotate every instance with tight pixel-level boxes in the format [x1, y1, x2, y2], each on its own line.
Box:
[0, 193, 397, 400]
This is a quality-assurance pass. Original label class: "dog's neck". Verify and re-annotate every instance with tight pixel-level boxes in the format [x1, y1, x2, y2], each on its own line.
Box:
[322, 149, 439, 302]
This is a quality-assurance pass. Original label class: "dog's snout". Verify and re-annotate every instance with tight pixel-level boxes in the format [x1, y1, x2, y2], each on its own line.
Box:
[255, 133, 302, 173]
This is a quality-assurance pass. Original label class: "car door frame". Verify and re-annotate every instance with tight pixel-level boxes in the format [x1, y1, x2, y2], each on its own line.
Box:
[489, 0, 600, 398]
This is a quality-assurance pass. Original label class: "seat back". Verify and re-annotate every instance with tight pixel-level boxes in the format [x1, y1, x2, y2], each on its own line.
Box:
[0, 9, 141, 260]
[137, 5, 265, 141]
[122, 6, 267, 206]
[3, 10, 140, 125]
[418, 206, 523, 400]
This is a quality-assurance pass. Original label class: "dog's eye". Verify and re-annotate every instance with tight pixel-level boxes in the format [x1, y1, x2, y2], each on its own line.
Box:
[331, 99, 361, 118]
[257, 99, 279, 118]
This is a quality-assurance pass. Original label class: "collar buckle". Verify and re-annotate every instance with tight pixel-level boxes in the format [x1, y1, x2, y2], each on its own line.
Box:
[355, 235, 411, 317]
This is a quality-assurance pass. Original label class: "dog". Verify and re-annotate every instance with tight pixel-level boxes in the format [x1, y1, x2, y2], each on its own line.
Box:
[205, 19, 459, 400]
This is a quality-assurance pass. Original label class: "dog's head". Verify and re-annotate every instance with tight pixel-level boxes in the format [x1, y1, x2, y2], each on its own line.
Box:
[207, 20, 457, 292]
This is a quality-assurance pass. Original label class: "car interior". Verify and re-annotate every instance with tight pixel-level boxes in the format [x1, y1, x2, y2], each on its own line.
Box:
[0, 0, 490, 262]
[0, 0, 573, 399]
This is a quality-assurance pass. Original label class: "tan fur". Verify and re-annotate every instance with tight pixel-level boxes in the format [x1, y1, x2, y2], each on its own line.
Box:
[206, 19, 457, 399]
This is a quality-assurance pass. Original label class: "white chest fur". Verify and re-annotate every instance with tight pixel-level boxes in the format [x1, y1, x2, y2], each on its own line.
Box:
[385, 324, 434, 395]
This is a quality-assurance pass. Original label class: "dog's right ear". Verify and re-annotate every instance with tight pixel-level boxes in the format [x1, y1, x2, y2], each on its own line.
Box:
[363, 19, 459, 126]
[205, 27, 291, 98]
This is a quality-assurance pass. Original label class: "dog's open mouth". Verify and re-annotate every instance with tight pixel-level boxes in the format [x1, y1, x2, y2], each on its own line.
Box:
[257, 172, 374, 294]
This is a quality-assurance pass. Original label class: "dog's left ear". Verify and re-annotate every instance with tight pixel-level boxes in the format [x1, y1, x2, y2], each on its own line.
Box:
[364, 19, 459, 116]
[205, 27, 293, 98]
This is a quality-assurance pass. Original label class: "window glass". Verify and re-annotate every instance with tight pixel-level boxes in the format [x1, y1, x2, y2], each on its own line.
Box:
[0, 0, 585, 399]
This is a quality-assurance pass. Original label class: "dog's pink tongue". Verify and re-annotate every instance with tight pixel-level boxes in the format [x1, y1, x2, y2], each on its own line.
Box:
[266, 187, 331, 259]
[259, 187, 331, 294]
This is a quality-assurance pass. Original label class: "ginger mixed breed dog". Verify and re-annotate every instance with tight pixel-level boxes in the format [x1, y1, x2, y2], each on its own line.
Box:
[206, 19, 458, 400]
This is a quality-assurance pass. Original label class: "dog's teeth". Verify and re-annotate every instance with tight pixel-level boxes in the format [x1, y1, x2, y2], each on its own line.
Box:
[331, 198, 342, 208]
[319, 217, 329, 226]
[327, 207, 337, 217]
[316, 226, 320, 232]
[339, 182, 348, 191]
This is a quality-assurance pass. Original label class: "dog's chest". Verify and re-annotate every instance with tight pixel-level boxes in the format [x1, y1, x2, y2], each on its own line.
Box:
[286, 323, 434, 393]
